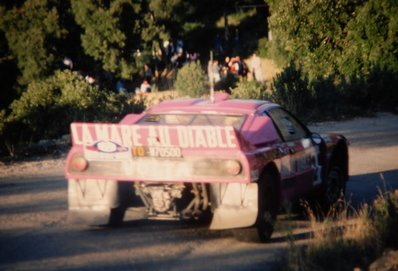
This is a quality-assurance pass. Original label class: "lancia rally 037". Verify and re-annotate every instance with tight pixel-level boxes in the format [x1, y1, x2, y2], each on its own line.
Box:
[65, 93, 348, 242]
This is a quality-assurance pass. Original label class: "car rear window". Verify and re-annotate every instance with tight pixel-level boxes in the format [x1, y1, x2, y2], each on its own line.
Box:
[138, 114, 245, 130]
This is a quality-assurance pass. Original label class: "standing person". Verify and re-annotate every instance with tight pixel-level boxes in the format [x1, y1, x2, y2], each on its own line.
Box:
[222, 56, 230, 78]
[251, 53, 264, 82]
[144, 64, 153, 84]
[212, 60, 221, 83]
[116, 79, 126, 93]
[208, 59, 214, 84]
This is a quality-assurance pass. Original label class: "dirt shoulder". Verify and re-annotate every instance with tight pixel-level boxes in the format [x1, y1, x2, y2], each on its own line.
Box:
[309, 112, 398, 175]
[0, 156, 66, 178]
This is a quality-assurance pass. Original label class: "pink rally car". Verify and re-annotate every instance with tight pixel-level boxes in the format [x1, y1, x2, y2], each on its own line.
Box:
[65, 93, 348, 242]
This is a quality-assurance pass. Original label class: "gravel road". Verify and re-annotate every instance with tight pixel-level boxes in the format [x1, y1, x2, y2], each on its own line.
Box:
[1, 113, 397, 271]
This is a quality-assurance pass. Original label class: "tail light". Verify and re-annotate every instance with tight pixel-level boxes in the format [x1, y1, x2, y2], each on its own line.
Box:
[71, 156, 88, 172]
[193, 159, 243, 176]
[225, 160, 242, 176]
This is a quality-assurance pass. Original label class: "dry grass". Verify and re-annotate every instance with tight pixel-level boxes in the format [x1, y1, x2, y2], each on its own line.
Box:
[284, 187, 398, 271]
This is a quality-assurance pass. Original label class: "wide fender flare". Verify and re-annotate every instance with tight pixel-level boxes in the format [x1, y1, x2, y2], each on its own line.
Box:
[209, 182, 258, 230]
[68, 179, 120, 225]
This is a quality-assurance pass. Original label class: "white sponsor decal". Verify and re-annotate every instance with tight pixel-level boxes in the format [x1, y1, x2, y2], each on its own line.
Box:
[71, 124, 238, 149]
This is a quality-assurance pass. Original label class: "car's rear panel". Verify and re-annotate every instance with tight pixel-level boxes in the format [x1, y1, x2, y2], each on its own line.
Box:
[65, 122, 252, 183]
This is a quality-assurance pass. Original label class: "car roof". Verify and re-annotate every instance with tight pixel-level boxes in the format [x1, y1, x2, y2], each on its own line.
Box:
[145, 93, 279, 116]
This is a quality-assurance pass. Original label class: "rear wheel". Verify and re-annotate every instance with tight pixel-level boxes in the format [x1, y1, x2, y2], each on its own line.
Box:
[256, 173, 278, 242]
[233, 172, 278, 243]
[108, 206, 126, 227]
[107, 182, 136, 227]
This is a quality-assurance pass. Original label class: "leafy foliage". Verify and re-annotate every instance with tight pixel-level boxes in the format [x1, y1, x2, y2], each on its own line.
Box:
[311, 78, 346, 120]
[0, 0, 65, 85]
[271, 62, 314, 119]
[231, 80, 268, 100]
[341, 0, 398, 77]
[71, 0, 134, 78]
[268, 0, 361, 79]
[0, 70, 143, 156]
[268, 0, 398, 113]
[174, 61, 207, 97]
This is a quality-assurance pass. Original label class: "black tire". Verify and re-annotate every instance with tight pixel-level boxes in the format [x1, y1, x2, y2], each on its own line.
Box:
[233, 172, 278, 243]
[107, 182, 135, 227]
[108, 206, 126, 227]
[256, 173, 278, 242]
[322, 166, 346, 215]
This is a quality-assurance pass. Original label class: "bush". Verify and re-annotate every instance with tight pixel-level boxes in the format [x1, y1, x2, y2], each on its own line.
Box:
[231, 80, 269, 100]
[271, 62, 314, 120]
[373, 189, 398, 248]
[174, 61, 207, 97]
[257, 37, 268, 58]
[7, 70, 105, 138]
[0, 70, 145, 157]
[310, 76, 347, 121]
[366, 67, 398, 112]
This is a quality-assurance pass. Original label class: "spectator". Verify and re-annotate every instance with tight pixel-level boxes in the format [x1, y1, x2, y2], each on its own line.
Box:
[221, 56, 230, 78]
[251, 53, 264, 82]
[212, 60, 221, 83]
[85, 74, 95, 84]
[229, 57, 240, 75]
[63, 57, 73, 69]
[207, 60, 213, 83]
[116, 79, 127, 93]
[144, 64, 153, 84]
[208, 59, 221, 84]
[139, 80, 151, 93]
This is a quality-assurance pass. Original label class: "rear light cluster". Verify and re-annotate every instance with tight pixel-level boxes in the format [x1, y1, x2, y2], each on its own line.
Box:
[225, 160, 242, 176]
[70, 156, 89, 172]
[193, 159, 242, 176]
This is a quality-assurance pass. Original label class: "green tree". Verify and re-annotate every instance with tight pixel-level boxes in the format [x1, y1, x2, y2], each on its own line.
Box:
[267, 0, 361, 79]
[267, 0, 398, 111]
[340, 0, 398, 77]
[70, 0, 199, 79]
[71, 0, 133, 78]
[0, 29, 18, 110]
[271, 62, 314, 119]
[0, 0, 65, 85]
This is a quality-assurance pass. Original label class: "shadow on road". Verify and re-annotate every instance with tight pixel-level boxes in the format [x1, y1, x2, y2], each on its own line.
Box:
[347, 169, 398, 207]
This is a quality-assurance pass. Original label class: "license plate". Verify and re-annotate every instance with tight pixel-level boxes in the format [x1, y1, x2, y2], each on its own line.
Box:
[131, 146, 182, 158]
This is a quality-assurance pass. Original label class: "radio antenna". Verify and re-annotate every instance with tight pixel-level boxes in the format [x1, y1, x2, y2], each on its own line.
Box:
[209, 50, 215, 103]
